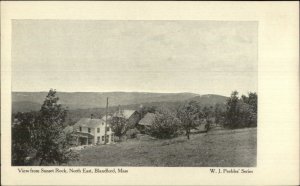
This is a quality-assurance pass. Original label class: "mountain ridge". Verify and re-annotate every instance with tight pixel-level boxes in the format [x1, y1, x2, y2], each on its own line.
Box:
[12, 91, 198, 112]
[12, 92, 228, 113]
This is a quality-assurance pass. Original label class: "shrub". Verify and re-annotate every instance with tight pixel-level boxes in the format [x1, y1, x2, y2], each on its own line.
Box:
[126, 128, 140, 139]
[146, 111, 181, 139]
[110, 115, 127, 140]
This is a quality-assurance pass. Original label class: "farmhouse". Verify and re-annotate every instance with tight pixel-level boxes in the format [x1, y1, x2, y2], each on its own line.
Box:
[137, 113, 156, 132]
[102, 108, 141, 128]
[72, 116, 114, 145]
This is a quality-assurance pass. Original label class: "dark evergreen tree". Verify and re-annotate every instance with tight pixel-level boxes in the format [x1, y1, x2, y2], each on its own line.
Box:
[34, 89, 77, 165]
[12, 112, 38, 165]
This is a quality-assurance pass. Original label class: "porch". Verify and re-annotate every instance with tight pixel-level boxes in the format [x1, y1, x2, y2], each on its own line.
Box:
[75, 132, 94, 145]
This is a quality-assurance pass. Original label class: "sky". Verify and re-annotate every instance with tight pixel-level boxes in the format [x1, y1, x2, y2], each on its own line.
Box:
[12, 20, 257, 96]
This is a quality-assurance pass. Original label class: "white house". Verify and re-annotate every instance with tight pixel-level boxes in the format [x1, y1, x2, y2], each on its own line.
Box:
[72, 116, 114, 145]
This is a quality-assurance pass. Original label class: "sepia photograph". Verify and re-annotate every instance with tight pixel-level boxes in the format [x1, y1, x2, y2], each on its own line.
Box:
[11, 20, 257, 167]
[1, 1, 299, 186]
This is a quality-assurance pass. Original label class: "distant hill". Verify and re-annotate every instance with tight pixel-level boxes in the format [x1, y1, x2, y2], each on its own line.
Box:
[12, 92, 228, 125]
[12, 92, 199, 113]
[64, 96, 228, 125]
[12, 101, 42, 113]
[188, 94, 228, 105]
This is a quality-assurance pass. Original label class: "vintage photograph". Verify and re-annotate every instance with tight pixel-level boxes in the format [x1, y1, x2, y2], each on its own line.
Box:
[11, 20, 257, 167]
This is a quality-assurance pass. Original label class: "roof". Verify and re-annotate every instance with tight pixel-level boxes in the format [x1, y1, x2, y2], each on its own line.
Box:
[138, 113, 156, 126]
[101, 115, 112, 121]
[73, 118, 105, 128]
[63, 126, 74, 133]
[102, 110, 137, 120]
[74, 131, 94, 138]
[121, 110, 137, 119]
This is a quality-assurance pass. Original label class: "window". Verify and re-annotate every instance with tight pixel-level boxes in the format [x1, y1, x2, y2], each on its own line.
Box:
[106, 127, 109, 132]
[88, 128, 91, 133]
[79, 127, 82, 132]
[97, 128, 100, 133]
[97, 137, 100, 143]
[102, 136, 104, 141]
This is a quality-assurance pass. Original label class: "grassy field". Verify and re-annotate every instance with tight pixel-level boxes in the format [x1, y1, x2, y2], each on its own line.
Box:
[69, 128, 256, 167]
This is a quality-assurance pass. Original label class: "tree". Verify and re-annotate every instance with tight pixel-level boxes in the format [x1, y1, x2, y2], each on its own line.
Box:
[241, 92, 257, 127]
[214, 103, 226, 125]
[225, 91, 240, 128]
[242, 92, 257, 113]
[236, 101, 257, 127]
[110, 112, 128, 141]
[11, 89, 78, 165]
[202, 106, 214, 131]
[146, 108, 180, 139]
[34, 89, 77, 165]
[177, 101, 203, 139]
[225, 91, 257, 128]
[12, 112, 38, 165]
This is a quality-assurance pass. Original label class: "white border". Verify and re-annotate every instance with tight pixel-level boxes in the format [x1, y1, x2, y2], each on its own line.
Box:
[1, 1, 299, 185]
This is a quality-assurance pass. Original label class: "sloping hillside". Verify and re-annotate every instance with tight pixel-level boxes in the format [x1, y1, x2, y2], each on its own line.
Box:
[69, 128, 257, 167]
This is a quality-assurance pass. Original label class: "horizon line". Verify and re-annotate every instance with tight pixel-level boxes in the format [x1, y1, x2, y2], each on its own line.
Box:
[11, 89, 257, 97]
[12, 90, 202, 95]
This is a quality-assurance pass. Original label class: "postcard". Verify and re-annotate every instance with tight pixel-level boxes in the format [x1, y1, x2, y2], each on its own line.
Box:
[1, 1, 299, 185]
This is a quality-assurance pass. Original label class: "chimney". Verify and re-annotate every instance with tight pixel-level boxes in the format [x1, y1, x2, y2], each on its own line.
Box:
[90, 114, 94, 119]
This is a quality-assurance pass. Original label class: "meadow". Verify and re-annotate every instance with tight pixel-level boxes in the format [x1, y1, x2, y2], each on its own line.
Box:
[69, 128, 256, 167]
